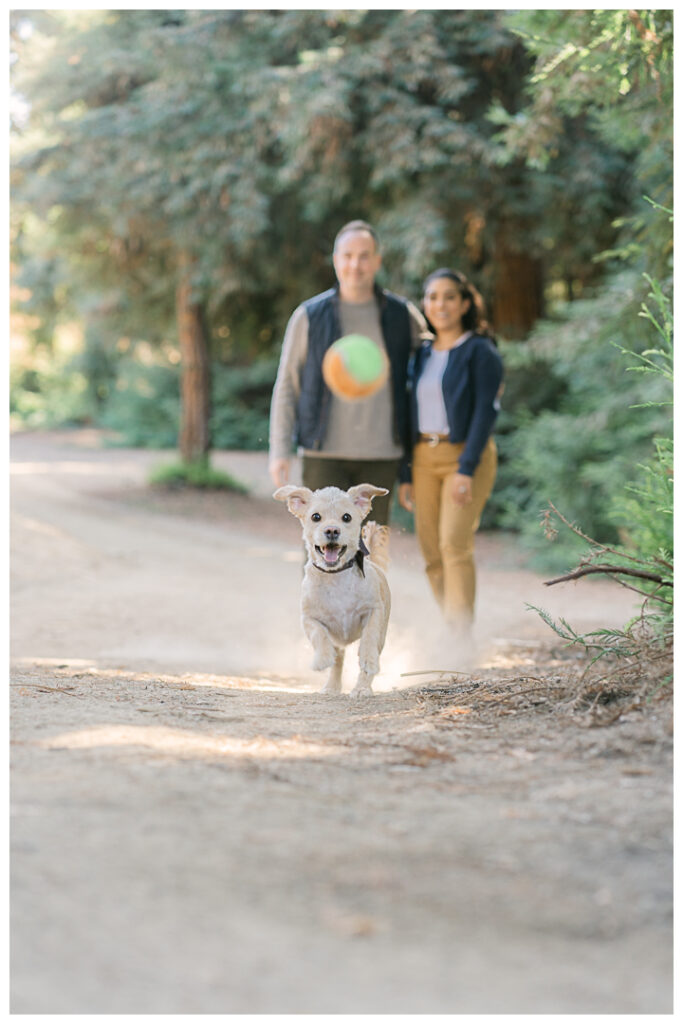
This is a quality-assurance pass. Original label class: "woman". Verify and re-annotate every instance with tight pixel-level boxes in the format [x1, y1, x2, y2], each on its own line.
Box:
[399, 268, 503, 631]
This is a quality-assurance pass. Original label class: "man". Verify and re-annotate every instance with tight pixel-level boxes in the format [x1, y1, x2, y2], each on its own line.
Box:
[268, 220, 426, 525]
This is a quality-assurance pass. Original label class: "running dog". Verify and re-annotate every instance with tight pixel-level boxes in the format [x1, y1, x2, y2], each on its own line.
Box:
[273, 483, 391, 698]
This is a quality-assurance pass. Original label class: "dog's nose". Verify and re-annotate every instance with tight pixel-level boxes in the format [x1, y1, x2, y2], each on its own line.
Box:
[324, 527, 340, 541]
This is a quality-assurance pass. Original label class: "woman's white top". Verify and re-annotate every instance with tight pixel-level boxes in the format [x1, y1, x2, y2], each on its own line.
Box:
[416, 332, 471, 435]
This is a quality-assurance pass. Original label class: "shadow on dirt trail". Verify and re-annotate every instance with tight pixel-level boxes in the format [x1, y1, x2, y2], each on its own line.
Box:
[10, 430, 672, 1013]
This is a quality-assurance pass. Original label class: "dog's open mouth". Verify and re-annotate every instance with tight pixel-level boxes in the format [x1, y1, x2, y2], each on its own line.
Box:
[315, 543, 347, 567]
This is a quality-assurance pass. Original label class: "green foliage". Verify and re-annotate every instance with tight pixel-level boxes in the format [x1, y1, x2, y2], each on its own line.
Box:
[62, 352, 277, 452]
[495, 10, 673, 276]
[615, 435, 673, 572]
[149, 459, 248, 492]
[487, 269, 670, 567]
[11, 8, 638, 357]
[98, 358, 180, 448]
[496, 10, 672, 156]
[609, 274, 673, 576]
[210, 359, 278, 451]
[70, 321, 120, 413]
[528, 606, 649, 663]
[485, 10, 673, 665]
[526, 603, 672, 701]
[530, 273, 672, 661]
[620, 268, 674, 392]
[10, 360, 90, 429]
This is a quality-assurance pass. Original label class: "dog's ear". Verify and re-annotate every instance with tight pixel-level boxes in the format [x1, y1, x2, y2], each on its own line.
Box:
[273, 485, 313, 517]
[347, 483, 389, 517]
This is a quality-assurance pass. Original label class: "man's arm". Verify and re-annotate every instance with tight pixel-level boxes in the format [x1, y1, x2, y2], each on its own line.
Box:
[268, 304, 309, 487]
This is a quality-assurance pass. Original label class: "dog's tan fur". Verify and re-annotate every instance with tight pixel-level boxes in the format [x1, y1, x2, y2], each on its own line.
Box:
[274, 483, 391, 698]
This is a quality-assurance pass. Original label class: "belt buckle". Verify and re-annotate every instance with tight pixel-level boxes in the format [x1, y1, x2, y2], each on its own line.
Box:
[427, 433, 440, 447]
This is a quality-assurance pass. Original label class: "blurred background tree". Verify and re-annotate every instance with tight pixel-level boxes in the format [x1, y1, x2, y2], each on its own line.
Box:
[483, 9, 673, 568]
[10, 9, 672, 569]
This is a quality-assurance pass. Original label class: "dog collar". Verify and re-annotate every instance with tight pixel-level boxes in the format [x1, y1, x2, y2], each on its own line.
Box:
[313, 536, 369, 577]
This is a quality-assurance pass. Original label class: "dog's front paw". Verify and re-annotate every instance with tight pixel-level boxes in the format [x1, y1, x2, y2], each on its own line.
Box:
[321, 679, 342, 695]
[359, 655, 380, 676]
[350, 684, 373, 700]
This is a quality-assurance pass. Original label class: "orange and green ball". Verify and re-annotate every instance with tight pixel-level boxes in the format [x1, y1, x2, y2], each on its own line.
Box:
[322, 334, 390, 401]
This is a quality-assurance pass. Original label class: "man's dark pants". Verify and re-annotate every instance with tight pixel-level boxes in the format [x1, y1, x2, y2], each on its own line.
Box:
[301, 456, 399, 526]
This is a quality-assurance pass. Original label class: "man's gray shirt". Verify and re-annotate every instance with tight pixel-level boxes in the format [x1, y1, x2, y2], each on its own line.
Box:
[269, 295, 426, 461]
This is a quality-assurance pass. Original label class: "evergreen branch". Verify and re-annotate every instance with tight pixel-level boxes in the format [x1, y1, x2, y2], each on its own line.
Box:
[544, 502, 664, 569]
[544, 562, 672, 589]
[642, 197, 673, 217]
[526, 605, 640, 662]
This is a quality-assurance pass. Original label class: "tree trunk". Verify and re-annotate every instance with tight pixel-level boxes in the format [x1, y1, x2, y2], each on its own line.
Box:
[491, 234, 545, 338]
[176, 252, 211, 464]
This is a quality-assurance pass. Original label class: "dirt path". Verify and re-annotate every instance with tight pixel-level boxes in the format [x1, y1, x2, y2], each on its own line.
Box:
[10, 430, 672, 1013]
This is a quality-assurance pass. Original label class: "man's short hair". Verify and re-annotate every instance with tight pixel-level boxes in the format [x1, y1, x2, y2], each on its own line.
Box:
[333, 219, 380, 251]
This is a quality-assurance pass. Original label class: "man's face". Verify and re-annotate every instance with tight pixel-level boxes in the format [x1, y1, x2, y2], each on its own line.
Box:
[332, 230, 382, 300]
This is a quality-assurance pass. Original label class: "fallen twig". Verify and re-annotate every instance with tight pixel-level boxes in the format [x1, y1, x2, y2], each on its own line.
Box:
[400, 669, 470, 678]
[12, 682, 84, 698]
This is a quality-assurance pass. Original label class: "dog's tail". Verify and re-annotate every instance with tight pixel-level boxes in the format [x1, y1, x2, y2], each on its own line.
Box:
[362, 521, 390, 571]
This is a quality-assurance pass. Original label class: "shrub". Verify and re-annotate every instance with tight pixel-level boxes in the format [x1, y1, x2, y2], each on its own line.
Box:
[99, 359, 180, 448]
[88, 352, 278, 451]
[149, 459, 248, 491]
[533, 272, 673, 665]
[210, 357, 278, 450]
[489, 270, 671, 570]
[10, 360, 91, 429]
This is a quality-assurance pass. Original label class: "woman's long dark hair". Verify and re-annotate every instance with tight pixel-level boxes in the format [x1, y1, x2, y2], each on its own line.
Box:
[422, 268, 496, 344]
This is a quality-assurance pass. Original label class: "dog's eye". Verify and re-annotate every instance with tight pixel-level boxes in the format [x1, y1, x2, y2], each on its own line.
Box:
[311, 512, 321, 522]
[342, 513, 352, 523]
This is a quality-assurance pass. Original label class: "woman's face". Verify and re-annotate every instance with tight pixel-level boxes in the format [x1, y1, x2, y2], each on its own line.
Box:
[423, 277, 471, 334]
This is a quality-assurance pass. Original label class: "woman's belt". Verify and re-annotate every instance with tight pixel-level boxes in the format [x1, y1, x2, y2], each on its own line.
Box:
[417, 433, 451, 447]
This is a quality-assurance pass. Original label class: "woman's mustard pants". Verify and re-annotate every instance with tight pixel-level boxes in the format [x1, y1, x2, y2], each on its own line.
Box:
[412, 437, 497, 624]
